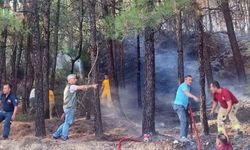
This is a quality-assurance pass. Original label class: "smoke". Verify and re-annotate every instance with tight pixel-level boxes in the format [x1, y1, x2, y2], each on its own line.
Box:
[103, 32, 250, 135]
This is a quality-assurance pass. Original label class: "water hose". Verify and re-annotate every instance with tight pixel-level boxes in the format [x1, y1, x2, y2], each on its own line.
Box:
[117, 106, 201, 150]
[189, 106, 201, 150]
[117, 137, 143, 150]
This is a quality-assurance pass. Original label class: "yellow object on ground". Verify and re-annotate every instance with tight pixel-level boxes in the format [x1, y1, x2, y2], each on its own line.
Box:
[100, 79, 112, 108]
[49, 90, 55, 119]
[217, 103, 241, 132]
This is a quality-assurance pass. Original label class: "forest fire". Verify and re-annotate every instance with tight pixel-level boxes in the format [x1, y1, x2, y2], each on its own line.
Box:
[0, 0, 250, 150]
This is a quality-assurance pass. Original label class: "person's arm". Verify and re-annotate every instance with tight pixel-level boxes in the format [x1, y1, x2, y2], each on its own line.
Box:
[183, 90, 199, 102]
[225, 100, 232, 117]
[210, 100, 218, 114]
[12, 106, 18, 121]
[11, 96, 19, 121]
[60, 113, 65, 121]
[222, 127, 229, 142]
[76, 84, 98, 91]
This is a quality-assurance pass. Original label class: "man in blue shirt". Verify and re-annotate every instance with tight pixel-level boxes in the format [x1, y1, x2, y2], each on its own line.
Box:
[173, 75, 199, 141]
[0, 83, 18, 139]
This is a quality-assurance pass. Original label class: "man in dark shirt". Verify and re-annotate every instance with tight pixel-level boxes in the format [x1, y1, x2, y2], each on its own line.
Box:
[0, 83, 18, 139]
[210, 81, 242, 139]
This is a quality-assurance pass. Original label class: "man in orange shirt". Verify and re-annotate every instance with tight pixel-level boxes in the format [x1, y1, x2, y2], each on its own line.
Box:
[100, 74, 112, 108]
[49, 89, 55, 119]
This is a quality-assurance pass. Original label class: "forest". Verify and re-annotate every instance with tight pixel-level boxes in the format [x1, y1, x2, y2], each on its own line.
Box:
[0, 0, 250, 149]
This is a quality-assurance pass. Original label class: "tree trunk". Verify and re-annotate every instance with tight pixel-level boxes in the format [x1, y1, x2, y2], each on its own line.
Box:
[50, 0, 61, 90]
[102, 0, 124, 116]
[10, 35, 18, 92]
[120, 42, 125, 88]
[85, 90, 92, 120]
[70, 0, 84, 75]
[175, 5, 184, 85]
[16, 34, 23, 79]
[22, 0, 34, 112]
[88, 0, 103, 139]
[32, 0, 46, 137]
[142, 0, 155, 135]
[207, 0, 213, 32]
[247, 0, 250, 30]
[220, 0, 247, 82]
[204, 33, 214, 89]
[13, 0, 17, 11]
[107, 39, 123, 112]
[108, 0, 123, 115]
[143, 25, 156, 135]
[23, 34, 34, 113]
[195, 0, 209, 135]
[42, 0, 51, 119]
[137, 35, 142, 107]
[0, 27, 7, 87]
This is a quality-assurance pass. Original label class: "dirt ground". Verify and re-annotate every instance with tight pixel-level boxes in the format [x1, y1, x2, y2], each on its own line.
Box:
[0, 100, 249, 150]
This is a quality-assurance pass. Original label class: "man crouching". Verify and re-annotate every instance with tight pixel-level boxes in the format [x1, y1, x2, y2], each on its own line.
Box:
[0, 83, 18, 140]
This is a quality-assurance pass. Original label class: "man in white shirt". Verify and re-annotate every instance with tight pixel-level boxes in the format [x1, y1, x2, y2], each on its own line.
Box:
[53, 74, 97, 141]
[29, 88, 35, 114]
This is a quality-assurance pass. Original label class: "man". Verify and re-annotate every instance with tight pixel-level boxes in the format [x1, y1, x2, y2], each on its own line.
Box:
[173, 75, 199, 141]
[210, 81, 242, 139]
[29, 88, 35, 114]
[49, 89, 55, 119]
[53, 74, 98, 141]
[100, 73, 112, 108]
[0, 83, 18, 139]
[216, 133, 233, 150]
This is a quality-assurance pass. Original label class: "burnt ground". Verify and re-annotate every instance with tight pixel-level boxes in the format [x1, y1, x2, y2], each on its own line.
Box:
[0, 99, 249, 150]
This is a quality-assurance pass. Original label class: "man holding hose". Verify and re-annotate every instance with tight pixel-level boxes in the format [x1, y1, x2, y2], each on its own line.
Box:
[53, 74, 98, 141]
[173, 75, 200, 141]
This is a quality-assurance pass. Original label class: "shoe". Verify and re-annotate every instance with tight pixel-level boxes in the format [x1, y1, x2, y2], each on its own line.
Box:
[53, 136, 59, 139]
[61, 136, 68, 141]
[53, 134, 60, 139]
[180, 136, 190, 142]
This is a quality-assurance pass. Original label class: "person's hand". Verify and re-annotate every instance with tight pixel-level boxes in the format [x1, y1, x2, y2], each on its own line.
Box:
[222, 115, 228, 122]
[209, 110, 214, 116]
[60, 113, 65, 121]
[193, 96, 199, 102]
[11, 114, 16, 121]
[92, 84, 98, 89]
[209, 111, 215, 118]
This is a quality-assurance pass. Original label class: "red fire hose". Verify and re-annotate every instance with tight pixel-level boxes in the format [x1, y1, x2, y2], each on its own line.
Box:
[117, 107, 201, 150]
[189, 106, 201, 150]
[117, 137, 143, 150]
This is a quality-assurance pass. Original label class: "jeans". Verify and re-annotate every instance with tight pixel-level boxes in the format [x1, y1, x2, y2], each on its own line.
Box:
[173, 104, 189, 138]
[0, 111, 13, 138]
[53, 108, 75, 140]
